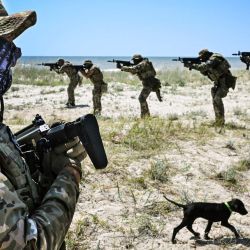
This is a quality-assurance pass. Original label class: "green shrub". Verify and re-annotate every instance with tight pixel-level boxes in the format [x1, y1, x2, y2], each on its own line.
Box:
[147, 159, 171, 183]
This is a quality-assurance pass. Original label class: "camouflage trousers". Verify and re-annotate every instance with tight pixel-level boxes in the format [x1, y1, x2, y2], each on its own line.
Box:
[139, 78, 162, 118]
[67, 77, 80, 105]
[211, 80, 229, 126]
[92, 82, 107, 115]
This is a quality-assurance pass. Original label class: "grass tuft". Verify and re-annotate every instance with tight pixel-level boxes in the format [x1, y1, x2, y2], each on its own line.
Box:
[147, 159, 171, 183]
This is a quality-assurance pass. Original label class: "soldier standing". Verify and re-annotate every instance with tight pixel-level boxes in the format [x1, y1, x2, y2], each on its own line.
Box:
[53, 59, 82, 108]
[0, 2, 86, 249]
[240, 55, 250, 70]
[80, 60, 107, 115]
[120, 54, 162, 118]
[184, 49, 237, 128]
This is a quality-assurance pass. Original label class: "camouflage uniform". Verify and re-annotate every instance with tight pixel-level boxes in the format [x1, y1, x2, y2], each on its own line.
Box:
[55, 61, 82, 106]
[191, 52, 236, 126]
[121, 58, 162, 118]
[0, 2, 82, 249]
[0, 124, 80, 250]
[240, 55, 250, 70]
[81, 64, 107, 115]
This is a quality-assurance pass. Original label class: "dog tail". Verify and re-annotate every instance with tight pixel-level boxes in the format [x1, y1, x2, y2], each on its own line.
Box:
[163, 195, 186, 208]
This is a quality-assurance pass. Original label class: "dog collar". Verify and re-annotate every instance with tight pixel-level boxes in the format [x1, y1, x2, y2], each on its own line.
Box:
[224, 202, 233, 213]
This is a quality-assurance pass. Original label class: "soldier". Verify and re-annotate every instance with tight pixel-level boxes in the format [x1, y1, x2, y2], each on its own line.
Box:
[80, 60, 107, 115]
[0, 2, 86, 249]
[120, 54, 162, 118]
[53, 59, 82, 108]
[185, 49, 237, 128]
[240, 55, 250, 70]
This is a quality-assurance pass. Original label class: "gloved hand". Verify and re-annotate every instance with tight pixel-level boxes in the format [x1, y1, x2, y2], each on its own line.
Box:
[42, 137, 86, 179]
[184, 62, 193, 70]
[116, 62, 122, 69]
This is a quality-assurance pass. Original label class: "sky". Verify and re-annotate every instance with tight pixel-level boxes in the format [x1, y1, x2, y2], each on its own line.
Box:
[3, 0, 250, 56]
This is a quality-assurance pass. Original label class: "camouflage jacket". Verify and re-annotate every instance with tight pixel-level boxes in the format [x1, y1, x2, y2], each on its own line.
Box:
[81, 65, 104, 85]
[55, 61, 81, 83]
[240, 55, 250, 65]
[121, 59, 156, 81]
[192, 53, 231, 82]
[0, 123, 79, 250]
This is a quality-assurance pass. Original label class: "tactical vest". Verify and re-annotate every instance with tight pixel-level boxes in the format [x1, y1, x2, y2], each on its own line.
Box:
[89, 66, 104, 84]
[137, 59, 156, 81]
[0, 124, 39, 212]
[241, 56, 250, 65]
[61, 62, 80, 82]
[206, 53, 231, 81]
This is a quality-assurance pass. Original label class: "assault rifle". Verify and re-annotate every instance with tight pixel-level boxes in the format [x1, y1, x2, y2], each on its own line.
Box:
[37, 63, 87, 72]
[37, 62, 60, 71]
[15, 114, 108, 177]
[72, 65, 88, 71]
[172, 57, 201, 70]
[107, 59, 134, 68]
[232, 51, 250, 70]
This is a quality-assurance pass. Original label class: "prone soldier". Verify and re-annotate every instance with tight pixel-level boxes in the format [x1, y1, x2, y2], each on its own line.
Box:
[185, 49, 237, 128]
[118, 54, 162, 118]
[80, 60, 107, 115]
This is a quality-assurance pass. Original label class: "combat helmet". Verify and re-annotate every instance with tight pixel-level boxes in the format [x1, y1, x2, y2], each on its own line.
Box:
[83, 60, 93, 68]
[0, 0, 37, 41]
[199, 49, 209, 56]
[83, 60, 93, 65]
[198, 49, 212, 61]
[57, 58, 65, 66]
[132, 54, 143, 61]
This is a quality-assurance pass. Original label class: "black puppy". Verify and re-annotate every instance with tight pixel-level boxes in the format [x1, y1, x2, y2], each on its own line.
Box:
[163, 195, 248, 244]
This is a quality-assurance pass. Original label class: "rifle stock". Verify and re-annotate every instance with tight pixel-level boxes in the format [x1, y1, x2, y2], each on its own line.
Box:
[15, 114, 108, 170]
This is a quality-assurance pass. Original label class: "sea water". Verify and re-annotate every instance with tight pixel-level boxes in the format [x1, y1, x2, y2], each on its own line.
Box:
[18, 56, 244, 71]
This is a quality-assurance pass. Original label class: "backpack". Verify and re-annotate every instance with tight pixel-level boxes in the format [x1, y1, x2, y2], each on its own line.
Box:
[225, 74, 237, 90]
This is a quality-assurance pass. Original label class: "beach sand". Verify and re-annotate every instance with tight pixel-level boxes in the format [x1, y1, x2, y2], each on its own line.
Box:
[4, 78, 250, 249]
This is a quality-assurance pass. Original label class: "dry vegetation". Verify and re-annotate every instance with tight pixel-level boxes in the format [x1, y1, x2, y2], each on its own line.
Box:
[5, 66, 250, 249]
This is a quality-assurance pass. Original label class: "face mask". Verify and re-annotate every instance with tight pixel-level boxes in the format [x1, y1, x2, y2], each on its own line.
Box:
[0, 37, 21, 96]
[0, 38, 21, 122]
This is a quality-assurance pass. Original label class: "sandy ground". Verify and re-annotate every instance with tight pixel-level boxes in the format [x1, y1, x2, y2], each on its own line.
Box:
[5, 78, 250, 125]
[3, 79, 250, 250]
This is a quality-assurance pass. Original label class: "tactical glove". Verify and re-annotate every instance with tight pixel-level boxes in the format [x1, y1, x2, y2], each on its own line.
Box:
[116, 62, 122, 69]
[184, 62, 193, 70]
[42, 137, 86, 178]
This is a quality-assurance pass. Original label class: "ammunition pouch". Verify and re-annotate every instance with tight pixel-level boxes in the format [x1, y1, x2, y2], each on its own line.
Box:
[101, 82, 108, 93]
[225, 74, 237, 90]
[143, 77, 161, 91]
[152, 78, 161, 92]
